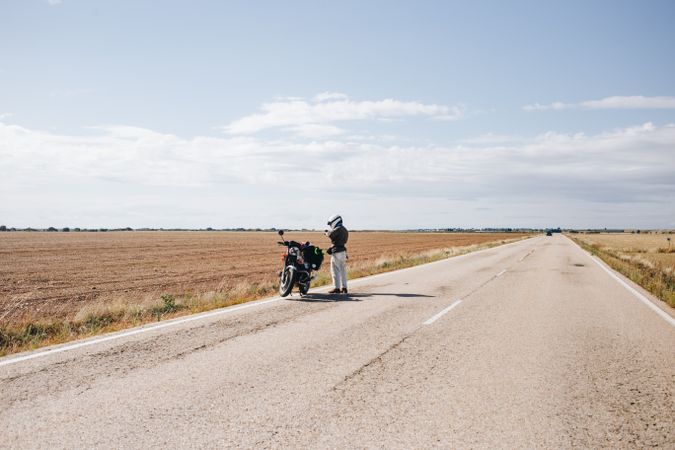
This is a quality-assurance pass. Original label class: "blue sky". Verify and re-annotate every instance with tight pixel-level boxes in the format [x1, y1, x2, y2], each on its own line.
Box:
[1, 0, 674, 229]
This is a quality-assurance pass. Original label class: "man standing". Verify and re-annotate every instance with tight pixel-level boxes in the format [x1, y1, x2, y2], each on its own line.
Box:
[325, 214, 349, 294]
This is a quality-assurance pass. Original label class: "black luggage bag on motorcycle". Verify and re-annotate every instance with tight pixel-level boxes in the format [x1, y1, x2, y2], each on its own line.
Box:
[303, 245, 324, 270]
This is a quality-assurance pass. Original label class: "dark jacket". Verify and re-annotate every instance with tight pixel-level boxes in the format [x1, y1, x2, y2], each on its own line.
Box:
[328, 226, 349, 254]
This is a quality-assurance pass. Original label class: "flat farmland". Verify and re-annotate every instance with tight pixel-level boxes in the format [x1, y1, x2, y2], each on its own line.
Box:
[0, 231, 526, 325]
[571, 232, 674, 307]
[572, 233, 675, 271]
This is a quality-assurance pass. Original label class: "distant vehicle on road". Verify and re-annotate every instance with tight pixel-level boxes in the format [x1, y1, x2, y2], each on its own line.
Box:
[546, 231, 553, 236]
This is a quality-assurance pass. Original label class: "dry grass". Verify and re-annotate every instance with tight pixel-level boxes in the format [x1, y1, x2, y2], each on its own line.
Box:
[572, 233, 675, 255]
[571, 233, 675, 308]
[0, 231, 529, 355]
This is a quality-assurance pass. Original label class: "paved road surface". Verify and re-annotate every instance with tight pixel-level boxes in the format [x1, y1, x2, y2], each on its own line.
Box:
[1, 235, 674, 449]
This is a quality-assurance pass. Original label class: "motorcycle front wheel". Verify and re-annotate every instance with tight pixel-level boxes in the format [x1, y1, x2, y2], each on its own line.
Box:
[279, 267, 295, 297]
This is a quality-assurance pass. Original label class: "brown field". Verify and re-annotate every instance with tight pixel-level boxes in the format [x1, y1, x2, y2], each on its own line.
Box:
[571, 232, 675, 308]
[0, 231, 527, 326]
[572, 233, 675, 271]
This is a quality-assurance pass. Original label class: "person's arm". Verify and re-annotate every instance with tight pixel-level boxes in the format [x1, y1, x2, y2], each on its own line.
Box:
[325, 228, 336, 254]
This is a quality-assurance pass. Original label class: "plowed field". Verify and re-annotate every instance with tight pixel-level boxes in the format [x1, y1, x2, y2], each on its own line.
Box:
[0, 231, 526, 324]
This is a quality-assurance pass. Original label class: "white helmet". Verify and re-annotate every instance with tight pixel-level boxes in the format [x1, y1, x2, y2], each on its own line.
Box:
[327, 214, 343, 229]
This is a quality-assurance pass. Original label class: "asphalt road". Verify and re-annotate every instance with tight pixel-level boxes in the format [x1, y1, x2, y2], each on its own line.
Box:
[1, 235, 674, 449]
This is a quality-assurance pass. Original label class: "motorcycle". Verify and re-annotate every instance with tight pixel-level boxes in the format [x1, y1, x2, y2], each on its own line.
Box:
[276, 230, 324, 297]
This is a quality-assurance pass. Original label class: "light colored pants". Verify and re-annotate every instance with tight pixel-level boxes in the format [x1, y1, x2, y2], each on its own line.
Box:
[330, 251, 348, 289]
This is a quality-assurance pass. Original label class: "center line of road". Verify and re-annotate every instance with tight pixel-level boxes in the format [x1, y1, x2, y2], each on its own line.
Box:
[1, 238, 534, 368]
[518, 249, 535, 262]
[496, 269, 506, 277]
[423, 300, 462, 325]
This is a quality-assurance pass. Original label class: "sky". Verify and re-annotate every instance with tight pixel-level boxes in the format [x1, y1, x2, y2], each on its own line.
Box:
[1, 0, 674, 230]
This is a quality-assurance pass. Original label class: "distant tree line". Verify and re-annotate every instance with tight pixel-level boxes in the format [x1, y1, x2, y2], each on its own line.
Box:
[1, 225, 672, 234]
[0, 226, 282, 232]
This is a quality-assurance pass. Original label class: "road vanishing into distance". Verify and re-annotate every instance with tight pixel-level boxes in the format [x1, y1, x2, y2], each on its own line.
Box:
[1, 235, 674, 449]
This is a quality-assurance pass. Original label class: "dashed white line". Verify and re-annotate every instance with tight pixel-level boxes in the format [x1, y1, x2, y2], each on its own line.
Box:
[519, 249, 535, 262]
[423, 268, 508, 326]
[0, 237, 535, 368]
[423, 300, 463, 325]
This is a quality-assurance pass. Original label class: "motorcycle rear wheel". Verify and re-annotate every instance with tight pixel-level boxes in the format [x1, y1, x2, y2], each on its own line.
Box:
[299, 281, 310, 295]
[279, 267, 295, 297]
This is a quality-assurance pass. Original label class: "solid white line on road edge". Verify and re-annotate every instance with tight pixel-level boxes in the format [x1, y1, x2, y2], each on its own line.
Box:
[424, 300, 462, 325]
[589, 255, 675, 328]
[0, 296, 285, 368]
[496, 269, 506, 277]
[0, 236, 537, 368]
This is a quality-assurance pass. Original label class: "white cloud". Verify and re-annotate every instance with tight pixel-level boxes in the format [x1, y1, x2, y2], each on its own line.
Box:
[457, 133, 524, 145]
[313, 91, 349, 102]
[222, 93, 463, 135]
[523, 95, 675, 111]
[522, 101, 571, 111]
[0, 113, 14, 120]
[286, 124, 345, 138]
[1, 120, 674, 228]
[581, 96, 675, 109]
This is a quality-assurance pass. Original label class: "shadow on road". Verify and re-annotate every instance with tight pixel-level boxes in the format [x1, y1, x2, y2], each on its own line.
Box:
[287, 293, 362, 303]
[288, 292, 434, 303]
[353, 293, 435, 298]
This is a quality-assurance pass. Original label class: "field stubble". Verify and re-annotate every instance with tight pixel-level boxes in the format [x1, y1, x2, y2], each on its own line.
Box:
[571, 233, 675, 308]
[0, 231, 528, 355]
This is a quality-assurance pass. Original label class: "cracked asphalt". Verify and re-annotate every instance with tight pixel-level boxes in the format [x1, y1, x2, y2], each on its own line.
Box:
[1, 235, 674, 449]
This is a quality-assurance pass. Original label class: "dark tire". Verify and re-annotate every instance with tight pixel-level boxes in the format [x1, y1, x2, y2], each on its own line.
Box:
[299, 280, 310, 295]
[279, 267, 295, 297]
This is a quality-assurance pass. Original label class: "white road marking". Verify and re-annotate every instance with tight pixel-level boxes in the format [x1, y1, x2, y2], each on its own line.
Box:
[519, 249, 535, 262]
[0, 236, 536, 368]
[424, 300, 462, 325]
[496, 269, 506, 277]
[0, 297, 289, 368]
[589, 255, 675, 328]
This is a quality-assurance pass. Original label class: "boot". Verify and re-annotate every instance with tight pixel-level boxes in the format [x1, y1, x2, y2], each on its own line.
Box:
[328, 288, 341, 294]
[341, 288, 348, 294]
